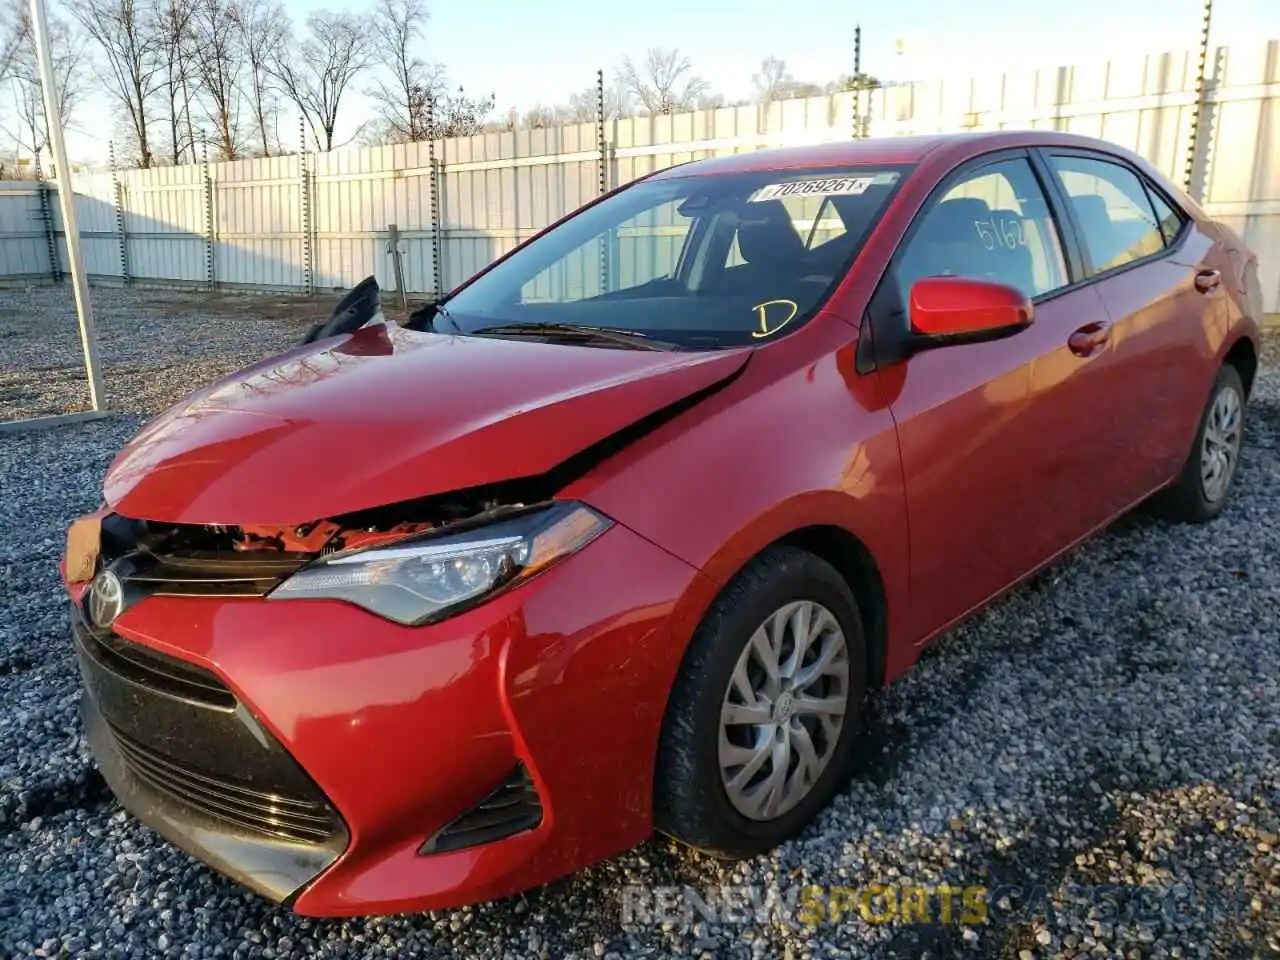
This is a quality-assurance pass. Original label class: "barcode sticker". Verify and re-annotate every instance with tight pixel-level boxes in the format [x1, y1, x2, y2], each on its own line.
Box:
[749, 177, 875, 202]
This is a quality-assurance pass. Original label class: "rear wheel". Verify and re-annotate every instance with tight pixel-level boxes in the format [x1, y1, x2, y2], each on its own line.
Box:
[654, 546, 866, 858]
[1148, 364, 1246, 523]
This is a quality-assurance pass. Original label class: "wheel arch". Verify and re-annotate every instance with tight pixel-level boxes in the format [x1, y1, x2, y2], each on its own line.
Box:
[774, 525, 890, 689]
[669, 510, 895, 698]
[1223, 335, 1258, 400]
[650, 522, 896, 853]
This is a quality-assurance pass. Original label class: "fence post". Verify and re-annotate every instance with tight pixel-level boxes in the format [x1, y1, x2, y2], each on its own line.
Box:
[386, 223, 408, 309]
[300, 117, 314, 295]
[851, 26, 862, 139]
[597, 68, 610, 295]
[1189, 46, 1226, 204]
[426, 94, 442, 298]
[1183, 0, 1214, 198]
[511, 121, 521, 247]
[33, 151, 62, 283]
[109, 141, 130, 285]
[201, 137, 215, 290]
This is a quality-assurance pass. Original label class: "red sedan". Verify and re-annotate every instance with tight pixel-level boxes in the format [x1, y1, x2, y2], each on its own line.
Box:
[62, 131, 1262, 916]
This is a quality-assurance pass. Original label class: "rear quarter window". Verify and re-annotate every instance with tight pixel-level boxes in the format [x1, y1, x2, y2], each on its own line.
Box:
[1144, 187, 1186, 245]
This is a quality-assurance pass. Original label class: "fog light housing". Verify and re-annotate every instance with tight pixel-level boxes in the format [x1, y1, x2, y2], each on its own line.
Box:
[420, 764, 543, 854]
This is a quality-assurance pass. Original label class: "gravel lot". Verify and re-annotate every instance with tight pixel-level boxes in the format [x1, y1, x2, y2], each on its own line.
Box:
[1, 286, 1277, 959]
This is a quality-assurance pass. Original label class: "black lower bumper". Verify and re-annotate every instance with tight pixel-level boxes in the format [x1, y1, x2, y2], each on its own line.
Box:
[72, 610, 349, 903]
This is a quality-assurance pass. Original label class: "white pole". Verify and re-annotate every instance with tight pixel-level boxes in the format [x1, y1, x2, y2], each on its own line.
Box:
[30, 0, 105, 411]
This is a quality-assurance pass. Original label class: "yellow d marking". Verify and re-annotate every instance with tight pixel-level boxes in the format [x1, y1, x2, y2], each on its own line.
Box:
[751, 299, 799, 338]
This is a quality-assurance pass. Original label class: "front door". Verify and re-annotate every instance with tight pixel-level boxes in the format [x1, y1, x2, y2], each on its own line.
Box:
[874, 153, 1115, 641]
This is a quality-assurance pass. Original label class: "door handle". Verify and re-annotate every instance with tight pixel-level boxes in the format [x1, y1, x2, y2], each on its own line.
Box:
[1195, 269, 1221, 293]
[1068, 321, 1111, 357]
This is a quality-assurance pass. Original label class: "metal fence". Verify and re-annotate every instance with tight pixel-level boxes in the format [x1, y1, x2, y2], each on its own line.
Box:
[1, 38, 1277, 311]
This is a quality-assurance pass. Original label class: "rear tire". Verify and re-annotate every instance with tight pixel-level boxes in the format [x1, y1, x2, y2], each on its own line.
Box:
[1148, 364, 1246, 523]
[654, 546, 866, 858]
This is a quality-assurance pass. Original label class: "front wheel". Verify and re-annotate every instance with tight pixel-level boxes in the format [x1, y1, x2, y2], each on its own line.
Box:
[654, 546, 866, 858]
[1148, 364, 1246, 523]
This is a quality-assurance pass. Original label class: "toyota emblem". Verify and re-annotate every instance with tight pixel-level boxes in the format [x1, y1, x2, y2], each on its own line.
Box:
[88, 570, 126, 628]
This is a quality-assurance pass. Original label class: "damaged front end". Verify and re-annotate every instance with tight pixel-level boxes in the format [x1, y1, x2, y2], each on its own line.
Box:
[76, 312, 751, 624]
[62, 486, 598, 903]
[72, 478, 617, 632]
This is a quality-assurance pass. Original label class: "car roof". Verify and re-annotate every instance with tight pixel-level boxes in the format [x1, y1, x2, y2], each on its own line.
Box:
[650, 131, 1143, 178]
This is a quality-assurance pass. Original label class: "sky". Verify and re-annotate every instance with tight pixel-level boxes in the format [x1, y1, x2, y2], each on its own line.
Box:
[44, 0, 1280, 165]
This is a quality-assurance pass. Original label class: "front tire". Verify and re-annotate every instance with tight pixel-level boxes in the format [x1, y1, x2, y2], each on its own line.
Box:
[654, 546, 867, 858]
[1148, 364, 1246, 523]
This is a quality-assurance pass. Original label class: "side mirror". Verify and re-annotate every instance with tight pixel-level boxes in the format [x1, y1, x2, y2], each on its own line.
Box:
[908, 276, 1033, 346]
[301, 276, 382, 344]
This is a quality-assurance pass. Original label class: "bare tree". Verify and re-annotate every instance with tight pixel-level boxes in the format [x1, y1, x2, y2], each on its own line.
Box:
[753, 56, 793, 102]
[155, 0, 197, 164]
[752, 57, 827, 104]
[788, 81, 825, 98]
[187, 0, 242, 158]
[369, 0, 444, 142]
[564, 78, 630, 123]
[830, 73, 881, 93]
[433, 85, 492, 137]
[3, 6, 86, 155]
[519, 103, 562, 129]
[270, 10, 372, 151]
[71, 0, 162, 167]
[0, 5, 24, 85]
[562, 88, 596, 123]
[233, 0, 286, 156]
[617, 47, 708, 115]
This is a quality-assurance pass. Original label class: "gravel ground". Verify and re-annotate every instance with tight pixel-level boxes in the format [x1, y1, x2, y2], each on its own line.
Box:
[0, 285, 392, 420]
[1, 286, 1278, 959]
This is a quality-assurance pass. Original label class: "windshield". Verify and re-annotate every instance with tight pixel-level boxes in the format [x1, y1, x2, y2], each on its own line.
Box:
[440, 165, 910, 348]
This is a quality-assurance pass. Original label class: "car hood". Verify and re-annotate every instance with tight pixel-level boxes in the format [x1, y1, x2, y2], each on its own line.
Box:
[104, 322, 749, 525]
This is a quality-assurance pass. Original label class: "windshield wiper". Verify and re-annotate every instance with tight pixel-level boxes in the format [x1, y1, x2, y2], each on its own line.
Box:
[434, 301, 463, 332]
[406, 298, 462, 333]
[469, 322, 677, 351]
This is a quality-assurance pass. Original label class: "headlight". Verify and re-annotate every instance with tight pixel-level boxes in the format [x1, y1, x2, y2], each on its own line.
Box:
[267, 502, 611, 625]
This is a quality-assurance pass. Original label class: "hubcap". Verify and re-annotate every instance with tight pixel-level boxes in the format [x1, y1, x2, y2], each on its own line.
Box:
[718, 600, 850, 821]
[1200, 384, 1243, 504]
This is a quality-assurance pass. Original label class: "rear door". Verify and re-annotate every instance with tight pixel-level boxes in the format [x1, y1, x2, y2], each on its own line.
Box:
[870, 152, 1115, 641]
[1037, 150, 1224, 503]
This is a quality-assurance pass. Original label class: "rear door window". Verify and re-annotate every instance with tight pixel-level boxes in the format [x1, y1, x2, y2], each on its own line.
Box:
[1047, 155, 1168, 273]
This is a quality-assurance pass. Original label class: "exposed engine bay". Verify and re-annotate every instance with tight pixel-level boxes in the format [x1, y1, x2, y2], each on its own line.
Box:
[102, 486, 537, 564]
[79, 482, 559, 608]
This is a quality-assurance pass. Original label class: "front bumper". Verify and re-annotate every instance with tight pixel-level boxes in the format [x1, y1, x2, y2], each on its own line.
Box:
[70, 521, 708, 915]
[75, 614, 348, 902]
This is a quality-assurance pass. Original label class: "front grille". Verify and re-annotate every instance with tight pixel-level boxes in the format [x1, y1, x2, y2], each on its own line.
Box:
[96, 514, 310, 599]
[122, 550, 308, 598]
[77, 617, 234, 709]
[106, 722, 343, 845]
[421, 764, 543, 854]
